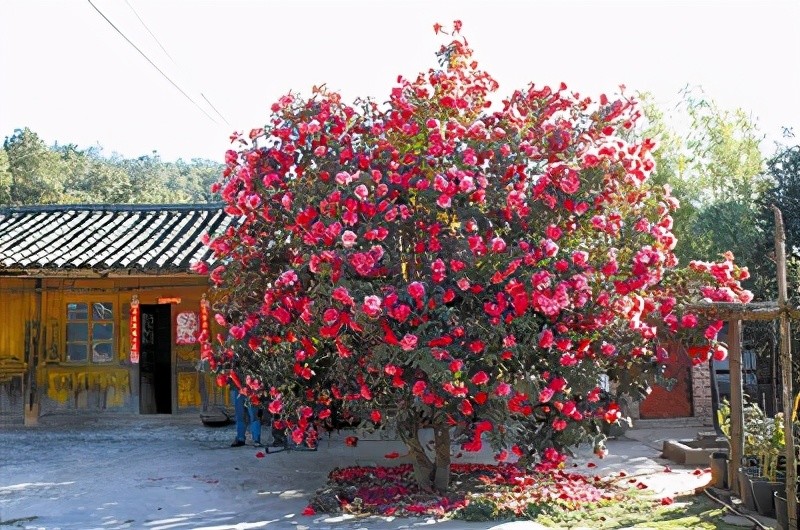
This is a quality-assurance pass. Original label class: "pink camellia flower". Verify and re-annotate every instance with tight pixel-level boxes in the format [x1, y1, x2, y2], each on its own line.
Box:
[412, 380, 427, 396]
[457, 277, 471, 291]
[245, 193, 261, 209]
[542, 239, 559, 257]
[277, 269, 298, 286]
[354, 184, 369, 201]
[400, 333, 418, 351]
[281, 193, 293, 210]
[572, 250, 589, 268]
[495, 382, 512, 396]
[680, 313, 698, 328]
[335, 171, 354, 185]
[361, 295, 382, 318]
[490, 237, 507, 253]
[459, 176, 475, 193]
[229, 325, 246, 340]
[341, 230, 357, 248]
[431, 259, 446, 283]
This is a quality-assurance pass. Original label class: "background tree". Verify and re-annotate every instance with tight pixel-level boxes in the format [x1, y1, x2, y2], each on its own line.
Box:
[3, 128, 66, 204]
[0, 128, 223, 206]
[636, 89, 767, 294]
[759, 144, 800, 295]
[203, 23, 751, 492]
[0, 149, 12, 205]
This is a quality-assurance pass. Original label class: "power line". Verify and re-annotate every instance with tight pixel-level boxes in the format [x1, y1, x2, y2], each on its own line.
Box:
[123, 0, 231, 126]
[86, 0, 220, 126]
[123, 0, 177, 63]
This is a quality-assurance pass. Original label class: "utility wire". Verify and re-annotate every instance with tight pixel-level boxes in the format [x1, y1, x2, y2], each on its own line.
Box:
[123, 0, 176, 63]
[123, 0, 231, 126]
[87, 0, 220, 126]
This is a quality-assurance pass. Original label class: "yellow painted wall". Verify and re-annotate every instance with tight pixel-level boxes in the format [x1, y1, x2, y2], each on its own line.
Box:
[0, 277, 37, 370]
[1, 275, 216, 415]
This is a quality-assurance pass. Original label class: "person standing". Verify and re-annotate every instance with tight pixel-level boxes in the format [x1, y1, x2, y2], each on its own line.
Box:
[230, 385, 262, 447]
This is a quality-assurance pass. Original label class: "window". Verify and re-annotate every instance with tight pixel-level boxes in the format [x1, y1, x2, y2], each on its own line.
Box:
[66, 302, 115, 363]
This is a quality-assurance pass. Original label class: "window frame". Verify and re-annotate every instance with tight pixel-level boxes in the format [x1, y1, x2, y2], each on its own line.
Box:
[64, 297, 117, 364]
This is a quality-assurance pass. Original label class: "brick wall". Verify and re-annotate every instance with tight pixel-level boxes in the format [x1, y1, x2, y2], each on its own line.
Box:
[692, 361, 713, 423]
[639, 343, 693, 418]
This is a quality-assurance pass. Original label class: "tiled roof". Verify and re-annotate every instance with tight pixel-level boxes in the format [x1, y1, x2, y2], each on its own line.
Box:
[0, 204, 233, 273]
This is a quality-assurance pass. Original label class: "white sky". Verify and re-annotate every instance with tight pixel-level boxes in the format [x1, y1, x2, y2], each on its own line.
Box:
[1, 0, 798, 162]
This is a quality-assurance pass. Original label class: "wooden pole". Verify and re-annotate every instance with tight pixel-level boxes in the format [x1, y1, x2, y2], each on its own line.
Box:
[774, 206, 797, 530]
[728, 318, 744, 497]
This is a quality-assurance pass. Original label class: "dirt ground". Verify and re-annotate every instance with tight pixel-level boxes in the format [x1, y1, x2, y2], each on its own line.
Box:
[0, 414, 714, 530]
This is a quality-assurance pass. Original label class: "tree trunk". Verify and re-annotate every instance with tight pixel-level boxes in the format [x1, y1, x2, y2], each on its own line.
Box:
[404, 427, 434, 491]
[433, 422, 451, 492]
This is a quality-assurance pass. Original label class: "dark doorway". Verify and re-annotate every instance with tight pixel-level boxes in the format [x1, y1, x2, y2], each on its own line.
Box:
[139, 304, 172, 414]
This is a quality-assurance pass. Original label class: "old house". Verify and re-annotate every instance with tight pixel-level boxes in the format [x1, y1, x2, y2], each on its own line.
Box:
[0, 203, 233, 425]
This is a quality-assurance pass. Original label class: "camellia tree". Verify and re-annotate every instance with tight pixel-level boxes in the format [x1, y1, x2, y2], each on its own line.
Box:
[197, 22, 752, 492]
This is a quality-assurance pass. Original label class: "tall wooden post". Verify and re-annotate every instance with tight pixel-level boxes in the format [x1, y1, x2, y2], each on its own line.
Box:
[728, 318, 744, 496]
[774, 206, 797, 530]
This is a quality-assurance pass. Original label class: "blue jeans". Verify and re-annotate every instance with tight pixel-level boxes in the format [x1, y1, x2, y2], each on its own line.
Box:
[231, 388, 261, 443]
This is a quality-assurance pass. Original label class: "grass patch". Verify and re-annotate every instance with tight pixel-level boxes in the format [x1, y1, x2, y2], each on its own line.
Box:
[534, 493, 745, 529]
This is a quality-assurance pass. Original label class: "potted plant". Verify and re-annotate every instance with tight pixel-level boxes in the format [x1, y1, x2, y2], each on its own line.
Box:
[718, 398, 764, 510]
[750, 412, 785, 517]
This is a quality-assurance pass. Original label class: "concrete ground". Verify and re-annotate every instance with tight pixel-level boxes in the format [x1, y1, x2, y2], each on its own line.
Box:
[0, 414, 767, 530]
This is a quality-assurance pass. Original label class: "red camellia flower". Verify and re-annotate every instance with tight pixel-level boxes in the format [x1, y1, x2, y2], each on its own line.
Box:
[604, 403, 622, 424]
[471, 371, 489, 385]
[408, 281, 426, 299]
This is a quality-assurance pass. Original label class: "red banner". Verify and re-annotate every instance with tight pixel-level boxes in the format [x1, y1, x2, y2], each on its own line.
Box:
[130, 296, 140, 364]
